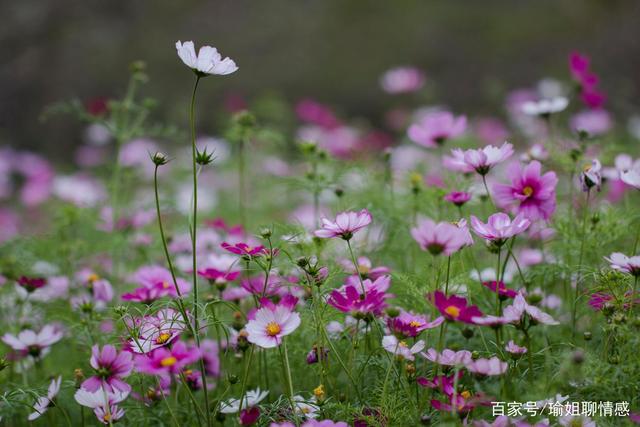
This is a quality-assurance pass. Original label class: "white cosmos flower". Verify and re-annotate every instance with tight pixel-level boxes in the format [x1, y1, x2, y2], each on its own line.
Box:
[219, 388, 268, 413]
[28, 376, 62, 420]
[521, 96, 568, 116]
[175, 41, 238, 76]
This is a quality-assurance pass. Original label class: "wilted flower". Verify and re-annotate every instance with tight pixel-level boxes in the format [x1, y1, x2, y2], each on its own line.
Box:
[175, 41, 238, 76]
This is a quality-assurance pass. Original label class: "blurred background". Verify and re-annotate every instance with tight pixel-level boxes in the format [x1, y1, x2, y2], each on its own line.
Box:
[2, 0, 640, 160]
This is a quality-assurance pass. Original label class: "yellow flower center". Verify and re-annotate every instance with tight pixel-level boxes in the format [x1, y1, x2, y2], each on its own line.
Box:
[313, 384, 325, 399]
[162, 281, 170, 289]
[409, 320, 422, 328]
[103, 414, 111, 422]
[398, 341, 408, 348]
[160, 356, 177, 367]
[522, 186, 534, 197]
[183, 369, 193, 376]
[155, 332, 172, 344]
[266, 322, 282, 336]
[87, 273, 99, 283]
[357, 265, 370, 275]
[583, 163, 592, 172]
[444, 305, 461, 318]
[301, 407, 310, 414]
[460, 390, 471, 399]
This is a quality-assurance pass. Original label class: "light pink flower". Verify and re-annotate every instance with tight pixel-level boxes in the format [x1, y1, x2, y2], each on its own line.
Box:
[28, 376, 62, 420]
[458, 142, 514, 175]
[411, 217, 470, 256]
[74, 386, 129, 425]
[605, 252, 640, 277]
[505, 340, 528, 355]
[502, 293, 559, 325]
[314, 209, 372, 240]
[570, 109, 612, 136]
[245, 304, 301, 348]
[382, 335, 425, 360]
[580, 159, 602, 191]
[421, 348, 472, 366]
[470, 212, 531, 245]
[408, 111, 466, 148]
[465, 356, 508, 376]
[621, 160, 640, 190]
[2, 324, 63, 358]
[380, 67, 425, 94]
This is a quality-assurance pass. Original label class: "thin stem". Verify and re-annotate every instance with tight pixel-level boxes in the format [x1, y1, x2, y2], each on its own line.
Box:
[495, 246, 502, 317]
[572, 189, 591, 339]
[481, 174, 496, 208]
[239, 137, 247, 229]
[444, 256, 452, 295]
[238, 345, 256, 414]
[346, 239, 366, 294]
[280, 339, 297, 419]
[320, 326, 362, 400]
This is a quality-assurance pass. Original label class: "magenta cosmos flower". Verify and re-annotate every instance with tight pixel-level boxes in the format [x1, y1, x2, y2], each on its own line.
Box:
[386, 310, 443, 338]
[82, 344, 133, 393]
[221, 241, 268, 257]
[505, 340, 528, 355]
[444, 191, 472, 207]
[411, 217, 470, 256]
[2, 324, 63, 358]
[380, 66, 425, 94]
[430, 291, 483, 324]
[408, 111, 466, 148]
[314, 209, 372, 240]
[128, 308, 187, 353]
[605, 252, 640, 277]
[245, 303, 301, 349]
[569, 51, 605, 109]
[136, 340, 201, 376]
[470, 212, 531, 246]
[328, 276, 391, 318]
[493, 161, 558, 221]
[481, 281, 518, 300]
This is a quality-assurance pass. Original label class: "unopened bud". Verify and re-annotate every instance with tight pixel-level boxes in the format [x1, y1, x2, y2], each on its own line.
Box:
[151, 152, 168, 166]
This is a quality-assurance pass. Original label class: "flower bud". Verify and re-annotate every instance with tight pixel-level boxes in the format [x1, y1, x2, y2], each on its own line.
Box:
[228, 374, 239, 384]
[385, 307, 400, 318]
[259, 228, 272, 239]
[583, 331, 592, 341]
[151, 152, 168, 166]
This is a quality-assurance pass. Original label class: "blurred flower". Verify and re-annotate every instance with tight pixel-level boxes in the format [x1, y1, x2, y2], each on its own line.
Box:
[28, 376, 61, 421]
[502, 293, 559, 325]
[465, 356, 508, 376]
[444, 191, 471, 207]
[604, 252, 640, 277]
[175, 41, 238, 76]
[493, 160, 558, 221]
[481, 281, 517, 299]
[421, 348, 472, 366]
[580, 159, 602, 191]
[380, 66, 425, 94]
[621, 160, 640, 190]
[296, 99, 340, 129]
[2, 324, 63, 358]
[505, 340, 527, 355]
[382, 335, 425, 360]
[521, 97, 568, 116]
[53, 173, 106, 207]
[570, 109, 612, 136]
[474, 117, 510, 145]
[408, 111, 466, 148]
[340, 256, 390, 281]
[411, 217, 470, 256]
[220, 388, 268, 413]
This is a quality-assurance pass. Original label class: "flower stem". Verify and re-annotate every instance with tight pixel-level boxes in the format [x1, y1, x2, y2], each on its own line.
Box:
[481, 174, 496, 208]
[444, 256, 452, 295]
[346, 239, 366, 294]
[239, 136, 247, 230]
[572, 189, 591, 339]
[280, 339, 297, 416]
[238, 345, 255, 414]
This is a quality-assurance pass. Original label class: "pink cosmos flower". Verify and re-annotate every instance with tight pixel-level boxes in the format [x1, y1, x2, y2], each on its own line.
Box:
[328, 276, 391, 318]
[387, 310, 443, 338]
[28, 376, 61, 420]
[314, 209, 372, 240]
[295, 99, 341, 129]
[580, 159, 602, 191]
[470, 212, 531, 246]
[200, 339, 221, 376]
[520, 143, 549, 163]
[505, 340, 528, 355]
[604, 252, 640, 277]
[245, 303, 301, 349]
[136, 341, 201, 376]
[570, 109, 612, 136]
[74, 386, 129, 425]
[175, 41, 238, 76]
[2, 324, 63, 358]
[465, 356, 508, 376]
[421, 348, 472, 366]
[411, 217, 470, 256]
[430, 291, 483, 324]
[82, 344, 133, 393]
[340, 256, 390, 280]
[621, 160, 640, 190]
[502, 293, 559, 325]
[521, 97, 568, 117]
[123, 265, 191, 302]
[198, 268, 241, 286]
[128, 308, 188, 353]
[381, 335, 425, 360]
[493, 161, 558, 221]
[461, 142, 514, 175]
[444, 191, 472, 207]
[380, 67, 425, 94]
[481, 281, 518, 299]
[408, 111, 466, 148]
[569, 51, 605, 109]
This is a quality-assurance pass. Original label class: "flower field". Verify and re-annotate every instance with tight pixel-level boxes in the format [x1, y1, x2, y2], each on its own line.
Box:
[1, 39, 640, 427]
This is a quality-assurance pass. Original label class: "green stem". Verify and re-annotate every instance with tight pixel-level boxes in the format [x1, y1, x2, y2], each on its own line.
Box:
[238, 345, 256, 414]
[346, 239, 366, 294]
[444, 256, 452, 295]
[239, 137, 247, 229]
[572, 189, 591, 339]
[481, 174, 496, 208]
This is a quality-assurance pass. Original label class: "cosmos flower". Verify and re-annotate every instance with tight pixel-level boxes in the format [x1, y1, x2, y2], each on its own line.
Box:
[570, 109, 612, 136]
[28, 376, 61, 421]
[521, 97, 568, 116]
[466, 357, 508, 376]
[505, 340, 528, 355]
[580, 159, 602, 191]
[569, 51, 605, 109]
[16, 276, 47, 293]
[470, 212, 531, 246]
[314, 209, 372, 240]
[197, 268, 241, 287]
[295, 99, 341, 129]
[220, 388, 269, 413]
[459, 142, 514, 175]
[328, 277, 391, 318]
[380, 66, 425, 94]
[411, 217, 470, 256]
[175, 41, 238, 76]
[74, 386, 128, 425]
[340, 256, 390, 280]
[421, 348, 472, 366]
[408, 111, 466, 148]
[200, 339, 221, 377]
[502, 293, 559, 325]
[135, 341, 201, 376]
[444, 191, 472, 207]
[430, 291, 483, 324]
[245, 303, 301, 348]
[382, 335, 425, 360]
[604, 252, 640, 277]
[493, 161, 558, 221]
[621, 161, 640, 190]
[386, 310, 443, 338]
[293, 395, 320, 419]
[123, 265, 191, 302]
[481, 281, 518, 299]
[82, 345, 133, 394]
[127, 308, 188, 353]
[2, 324, 63, 359]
